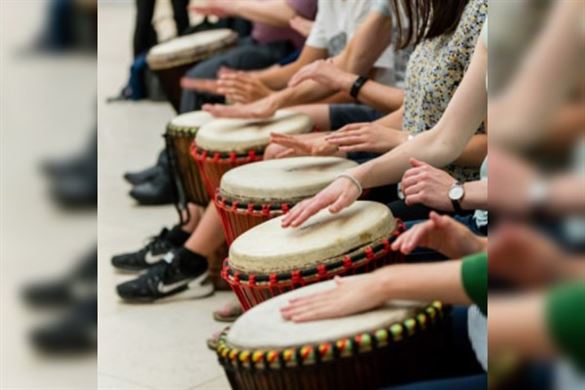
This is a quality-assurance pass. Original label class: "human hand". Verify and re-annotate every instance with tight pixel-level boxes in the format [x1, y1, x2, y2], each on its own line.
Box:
[489, 150, 537, 215]
[203, 96, 278, 118]
[289, 16, 314, 38]
[489, 224, 581, 288]
[180, 77, 220, 94]
[288, 59, 354, 90]
[280, 275, 385, 322]
[391, 211, 486, 259]
[281, 175, 361, 228]
[324, 123, 407, 153]
[270, 133, 338, 158]
[400, 158, 457, 211]
[217, 72, 273, 104]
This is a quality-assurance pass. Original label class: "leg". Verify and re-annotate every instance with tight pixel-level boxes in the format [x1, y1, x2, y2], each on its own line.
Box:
[171, 0, 190, 36]
[180, 202, 205, 233]
[133, 0, 157, 57]
[183, 203, 225, 258]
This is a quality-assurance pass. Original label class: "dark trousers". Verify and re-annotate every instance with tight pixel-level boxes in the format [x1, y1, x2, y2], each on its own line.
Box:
[179, 37, 293, 113]
[134, 0, 189, 57]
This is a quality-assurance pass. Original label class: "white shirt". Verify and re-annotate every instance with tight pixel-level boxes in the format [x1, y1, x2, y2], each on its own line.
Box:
[306, 0, 396, 83]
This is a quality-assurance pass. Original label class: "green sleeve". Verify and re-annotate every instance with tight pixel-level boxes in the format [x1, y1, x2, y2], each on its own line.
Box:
[547, 282, 585, 371]
[461, 252, 487, 315]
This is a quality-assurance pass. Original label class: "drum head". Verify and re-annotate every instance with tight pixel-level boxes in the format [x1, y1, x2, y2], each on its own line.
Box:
[168, 111, 215, 133]
[195, 110, 313, 153]
[229, 201, 396, 273]
[220, 156, 358, 202]
[227, 277, 425, 350]
[147, 29, 236, 70]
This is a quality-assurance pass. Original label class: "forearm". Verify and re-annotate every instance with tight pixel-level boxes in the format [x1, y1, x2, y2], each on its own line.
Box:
[258, 46, 328, 90]
[232, 0, 294, 27]
[353, 79, 404, 113]
[546, 174, 585, 214]
[272, 78, 340, 108]
[374, 261, 470, 306]
[351, 39, 487, 188]
[374, 107, 404, 129]
[461, 180, 488, 210]
[452, 133, 487, 168]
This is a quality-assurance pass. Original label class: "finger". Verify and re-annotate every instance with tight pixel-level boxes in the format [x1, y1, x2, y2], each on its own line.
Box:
[327, 136, 365, 147]
[291, 304, 336, 323]
[400, 171, 424, 189]
[402, 182, 424, 196]
[335, 123, 369, 133]
[409, 157, 427, 168]
[404, 192, 424, 206]
[275, 148, 296, 159]
[289, 197, 329, 227]
[338, 144, 369, 153]
[281, 200, 308, 227]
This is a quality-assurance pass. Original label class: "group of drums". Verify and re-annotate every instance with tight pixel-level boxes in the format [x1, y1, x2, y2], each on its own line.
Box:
[150, 29, 450, 390]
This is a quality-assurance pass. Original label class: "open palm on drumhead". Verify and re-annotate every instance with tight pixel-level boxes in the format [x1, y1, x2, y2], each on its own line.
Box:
[281, 178, 360, 228]
[203, 96, 278, 119]
[281, 275, 385, 322]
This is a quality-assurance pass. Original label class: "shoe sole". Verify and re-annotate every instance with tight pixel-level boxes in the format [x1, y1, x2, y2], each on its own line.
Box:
[119, 272, 214, 303]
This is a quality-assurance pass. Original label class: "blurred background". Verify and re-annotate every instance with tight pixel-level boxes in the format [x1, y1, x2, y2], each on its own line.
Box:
[1, 0, 97, 389]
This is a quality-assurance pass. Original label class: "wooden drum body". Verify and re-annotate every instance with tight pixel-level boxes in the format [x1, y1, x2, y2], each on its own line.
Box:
[223, 201, 405, 310]
[216, 280, 449, 390]
[166, 111, 215, 206]
[146, 29, 237, 112]
[193, 110, 313, 201]
[216, 156, 358, 245]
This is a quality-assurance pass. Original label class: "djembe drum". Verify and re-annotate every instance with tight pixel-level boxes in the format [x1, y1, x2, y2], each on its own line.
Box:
[146, 29, 237, 112]
[166, 111, 214, 207]
[193, 110, 313, 200]
[223, 201, 405, 310]
[215, 156, 358, 245]
[216, 278, 449, 390]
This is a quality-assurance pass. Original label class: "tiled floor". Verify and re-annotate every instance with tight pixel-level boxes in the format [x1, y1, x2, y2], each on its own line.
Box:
[97, 3, 231, 389]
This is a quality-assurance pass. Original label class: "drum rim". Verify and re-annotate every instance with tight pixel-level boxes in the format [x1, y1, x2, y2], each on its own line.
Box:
[166, 122, 199, 136]
[146, 30, 238, 70]
[222, 222, 405, 284]
[216, 301, 445, 370]
[192, 144, 264, 162]
[215, 190, 296, 216]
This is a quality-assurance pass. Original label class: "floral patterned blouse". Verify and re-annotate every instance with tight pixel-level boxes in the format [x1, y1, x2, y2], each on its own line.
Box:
[403, 0, 487, 181]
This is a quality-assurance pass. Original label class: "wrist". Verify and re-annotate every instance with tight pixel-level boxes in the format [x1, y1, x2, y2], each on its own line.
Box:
[339, 72, 357, 93]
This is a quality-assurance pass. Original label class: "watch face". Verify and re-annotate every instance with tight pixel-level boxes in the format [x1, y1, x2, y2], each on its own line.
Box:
[449, 185, 464, 201]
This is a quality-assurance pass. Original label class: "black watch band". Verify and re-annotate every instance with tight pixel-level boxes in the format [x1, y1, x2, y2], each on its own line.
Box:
[450, 198, 463, 214]
[350, 75, 368, 99]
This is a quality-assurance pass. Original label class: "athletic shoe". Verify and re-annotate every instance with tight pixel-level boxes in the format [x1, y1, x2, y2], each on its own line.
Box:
[116, 249, 212, 302]
[23, 247, 97, 308]
[31, 296, 97, 354]
[111, 227, 181, 272]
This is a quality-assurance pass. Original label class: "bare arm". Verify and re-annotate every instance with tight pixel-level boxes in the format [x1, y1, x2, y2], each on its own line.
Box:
[192, 0, 296, 27]
[353, 37, 487, 188]
[256, 46, 327, 90]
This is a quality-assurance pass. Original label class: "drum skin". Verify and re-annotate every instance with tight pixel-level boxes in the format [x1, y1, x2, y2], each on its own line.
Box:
[193, 111, 314, 201]
[215, 157, 358, 245]
[216, 281, 450, 389]
[222, 202, 405, 310]
[146, 29, 237, 112]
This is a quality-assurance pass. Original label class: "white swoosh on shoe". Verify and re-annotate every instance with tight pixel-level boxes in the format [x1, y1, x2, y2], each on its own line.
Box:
[157, 279, 191, 294]
[144, 250, 166, 264]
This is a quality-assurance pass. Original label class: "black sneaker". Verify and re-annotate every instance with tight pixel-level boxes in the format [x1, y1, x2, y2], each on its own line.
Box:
[30, 297, 97, 354]
[23, 248, 97, 308]
[116, 250, 212, 302]
[111, 228, 178, 272]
